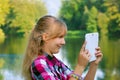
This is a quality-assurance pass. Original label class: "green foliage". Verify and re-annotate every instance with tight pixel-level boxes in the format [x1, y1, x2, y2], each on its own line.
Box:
[60, 0, 87, 30]
[60, 0, 104, 32]
[98, 12, 109, 35]
[0, 28, 5, 44]
[60, 0, 120, 37]
[86, 6, 98, 32]
[104, 1, 120, 36]
[0, 0, 47, 37]
[0, 0, 10, 25]
[7, 0, 47, 35]
[98, 13, 109, 29]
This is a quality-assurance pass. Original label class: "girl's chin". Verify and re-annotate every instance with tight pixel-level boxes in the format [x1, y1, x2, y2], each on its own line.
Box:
[53, 50, 60, 54]
[54, 51, 59, 54]
[51, 48, 60, 54]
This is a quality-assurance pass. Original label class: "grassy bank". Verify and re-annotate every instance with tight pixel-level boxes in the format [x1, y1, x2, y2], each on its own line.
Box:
[66, 30, 87, 38]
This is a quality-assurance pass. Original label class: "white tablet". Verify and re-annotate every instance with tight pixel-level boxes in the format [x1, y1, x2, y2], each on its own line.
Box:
[85, 32, 99, 62]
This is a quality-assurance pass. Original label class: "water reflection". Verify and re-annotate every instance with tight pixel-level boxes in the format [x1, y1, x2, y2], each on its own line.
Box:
[1, 69, 23, 80]
[0, 54, 23, 80]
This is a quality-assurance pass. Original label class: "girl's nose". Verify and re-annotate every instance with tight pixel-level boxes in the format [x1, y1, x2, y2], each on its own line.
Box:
[61, 38, 65, 45]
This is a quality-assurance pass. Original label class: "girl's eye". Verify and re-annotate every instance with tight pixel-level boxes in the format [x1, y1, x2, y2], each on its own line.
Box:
[59, 35, 64, 38]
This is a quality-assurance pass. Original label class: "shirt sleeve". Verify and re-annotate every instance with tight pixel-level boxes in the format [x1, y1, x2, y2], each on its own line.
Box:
[31, 59, 57, 80]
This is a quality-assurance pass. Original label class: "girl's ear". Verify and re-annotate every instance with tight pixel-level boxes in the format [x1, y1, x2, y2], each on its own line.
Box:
[42, 33, 48, 41]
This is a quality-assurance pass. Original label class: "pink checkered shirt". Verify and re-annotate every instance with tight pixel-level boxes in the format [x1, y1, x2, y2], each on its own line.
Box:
[31, 53, 73, 80]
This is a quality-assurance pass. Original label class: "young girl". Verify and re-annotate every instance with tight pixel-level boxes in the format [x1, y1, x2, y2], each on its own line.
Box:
[22, 15, 103, 80]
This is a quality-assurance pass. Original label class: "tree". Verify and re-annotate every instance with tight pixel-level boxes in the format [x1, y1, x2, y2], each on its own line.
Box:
[104, 1, 120, 36]
[3, 0, 47, 36]
[86, 6, 98, 32]
[0, 0, 10, 43]
[59, 0, 87, 30]
[60, 0, 120, 36]
[98, 12, 109, 35]
[0, 0, 10, 25]
[59, 0, 101, 32]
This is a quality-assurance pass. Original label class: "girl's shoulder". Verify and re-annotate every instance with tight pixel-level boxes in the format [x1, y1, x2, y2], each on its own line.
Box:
[34, 55, 46, 61]
[32, 55, 48, 67]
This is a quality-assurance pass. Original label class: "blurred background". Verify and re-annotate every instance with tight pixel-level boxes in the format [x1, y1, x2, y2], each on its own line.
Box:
[0, 0, 120, 80]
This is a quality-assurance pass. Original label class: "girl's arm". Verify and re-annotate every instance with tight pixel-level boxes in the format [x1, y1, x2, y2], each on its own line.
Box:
[69, 42, 90, 80]
[84, 47, 103, 80]
[69, 44, 103, 80]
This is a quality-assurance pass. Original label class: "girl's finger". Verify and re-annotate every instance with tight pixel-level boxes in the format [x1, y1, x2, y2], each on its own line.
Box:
[96, 50, 101, 54]
[81, 41, 86, 52]
[95, 47, 100, 51]
[95, 52, 103, 57]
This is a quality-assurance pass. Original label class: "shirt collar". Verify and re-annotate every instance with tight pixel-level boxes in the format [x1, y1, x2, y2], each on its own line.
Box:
[44, 52, 55, 60]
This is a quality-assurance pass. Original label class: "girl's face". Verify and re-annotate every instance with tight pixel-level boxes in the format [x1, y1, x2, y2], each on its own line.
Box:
[43, 30, 66, 56]
[42, 20, 67, 56]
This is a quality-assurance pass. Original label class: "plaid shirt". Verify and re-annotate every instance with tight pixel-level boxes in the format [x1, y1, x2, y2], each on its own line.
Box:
[31, 53, 73, 80]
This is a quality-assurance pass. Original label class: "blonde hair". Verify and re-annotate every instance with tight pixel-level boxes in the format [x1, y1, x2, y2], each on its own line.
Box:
[22, 15, 67, 80]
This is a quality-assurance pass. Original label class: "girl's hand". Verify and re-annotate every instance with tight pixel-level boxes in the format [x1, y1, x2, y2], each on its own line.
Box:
[91, 47, 103, 65]
[78, 42, 91, 68]
[74, 42, 91, 75]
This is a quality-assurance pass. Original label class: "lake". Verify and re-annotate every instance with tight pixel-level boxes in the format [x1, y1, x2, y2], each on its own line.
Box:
[0, 35, 120, 80]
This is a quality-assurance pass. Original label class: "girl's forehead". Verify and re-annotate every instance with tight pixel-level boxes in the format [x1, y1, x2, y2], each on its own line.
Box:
[49, 22, 66, 31]
[46, 24, 67, 38]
